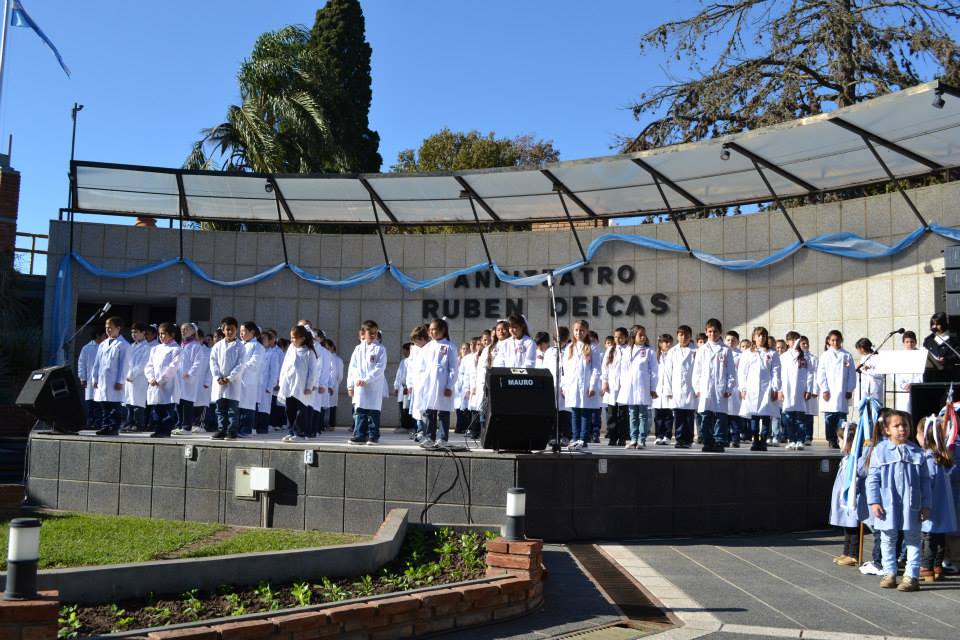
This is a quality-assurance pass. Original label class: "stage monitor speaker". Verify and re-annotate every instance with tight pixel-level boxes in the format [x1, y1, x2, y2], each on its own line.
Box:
[908, 383, 954, 427]
[15, 366, 85, 433]
[482, 367, 555, 451]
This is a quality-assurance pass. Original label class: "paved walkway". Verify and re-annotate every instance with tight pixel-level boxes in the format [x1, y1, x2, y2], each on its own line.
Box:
[603, 531, 960, 640]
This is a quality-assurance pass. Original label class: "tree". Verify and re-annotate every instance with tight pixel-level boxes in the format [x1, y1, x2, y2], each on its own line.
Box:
[309, 0, 382, 172]
[624, 0, 960, 152]
[392, 129, 560, 172]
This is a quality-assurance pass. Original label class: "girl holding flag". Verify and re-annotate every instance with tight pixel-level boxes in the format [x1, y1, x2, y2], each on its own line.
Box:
[829, 421, 866, 566]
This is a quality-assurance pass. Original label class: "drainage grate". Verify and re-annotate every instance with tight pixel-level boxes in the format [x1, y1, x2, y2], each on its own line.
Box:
[567, 544, 671, 625]
[559, 624, 651, 639]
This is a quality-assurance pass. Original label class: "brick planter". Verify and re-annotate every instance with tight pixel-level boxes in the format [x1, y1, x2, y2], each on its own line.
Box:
[0, 590, 58, 640]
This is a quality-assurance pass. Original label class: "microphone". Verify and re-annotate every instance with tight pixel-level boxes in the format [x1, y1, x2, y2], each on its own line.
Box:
[888, 327, 905, 336]
[100, 301, 112, 316]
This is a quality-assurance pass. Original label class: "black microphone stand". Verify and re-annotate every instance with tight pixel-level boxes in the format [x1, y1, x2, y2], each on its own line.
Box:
[856, 329, 901, 408]
[546, 274, 563, 454]
[60, 303, 110, 363]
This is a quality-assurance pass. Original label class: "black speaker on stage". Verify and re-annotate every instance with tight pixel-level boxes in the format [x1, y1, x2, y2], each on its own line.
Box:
[908, 383, 954, 427]
[482, 367, 555, 451]
[15, 366, 85, 433]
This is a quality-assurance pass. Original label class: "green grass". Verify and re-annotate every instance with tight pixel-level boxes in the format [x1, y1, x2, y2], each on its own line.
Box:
[181, 528, 366, 558]
[0, 512, 368, 569]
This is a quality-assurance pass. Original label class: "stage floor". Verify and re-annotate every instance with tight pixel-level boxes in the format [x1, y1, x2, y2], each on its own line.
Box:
[66, 427, 841, 458]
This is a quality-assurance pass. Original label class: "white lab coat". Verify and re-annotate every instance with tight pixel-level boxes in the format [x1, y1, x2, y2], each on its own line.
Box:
[855, 353, 885, 409]
[145, 340, 181, 405]
[816, 348, 857, 413]
[277, 346, 318, 406]
[77, 340, 100, 401]
[727, 349, 742, 416]
[209, 338, 244, 402]
[394, 358, 410, 409]
[407, 344, 426, 419]
[535, 346, 565, 411]
[454, 354, 469, 410]
[176, 339, 206, 404]
[780, 348, 814, 413]
[91, 336, 129, 403]
[692, 340, 737, 413]
[561, 341, 602, 410]
[662, 344, 697, 411]
[311, 345, 334, 410]
[601, 345, 625, 406]
[325, 353, 343, 409]
[805, 351, 820, 416]
[347, 340, 387, 411]
[197, 344, 213, 407]
[652, 352, 672, 410]
[123, 340, 150, 408]
[617, 344, 658, 407]
[469, 345, 497, 412]
[738, 348, 782, 418]
[237, 338, 265, 411]
[418, 338, 459, 412]
[494, 336, 537, 368]
[259, 345, 282, 414]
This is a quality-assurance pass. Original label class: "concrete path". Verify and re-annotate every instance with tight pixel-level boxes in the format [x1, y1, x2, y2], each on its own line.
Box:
[603, 532, 960, 640]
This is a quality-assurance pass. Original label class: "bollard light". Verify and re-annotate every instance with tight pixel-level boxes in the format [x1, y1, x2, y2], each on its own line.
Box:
[5, 518, 41, 600]
[504, 488, 526, 541]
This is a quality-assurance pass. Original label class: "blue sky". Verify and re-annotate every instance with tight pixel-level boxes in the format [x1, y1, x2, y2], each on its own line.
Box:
[4, 1, 955, 274]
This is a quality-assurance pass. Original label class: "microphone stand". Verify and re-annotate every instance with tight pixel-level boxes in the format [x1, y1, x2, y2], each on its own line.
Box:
[60, 304, 109, 363]
[856, 330, 900, 408]
[546, 275, 563, 454]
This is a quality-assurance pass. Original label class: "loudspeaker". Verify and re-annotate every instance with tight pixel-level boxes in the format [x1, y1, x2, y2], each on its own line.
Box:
[15, 366, 85, 433]
[481, 367, 555, 451]
[908, 383, 954, 427]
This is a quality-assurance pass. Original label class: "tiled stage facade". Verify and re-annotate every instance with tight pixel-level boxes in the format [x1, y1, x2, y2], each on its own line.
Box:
[26, 430, 841, 541]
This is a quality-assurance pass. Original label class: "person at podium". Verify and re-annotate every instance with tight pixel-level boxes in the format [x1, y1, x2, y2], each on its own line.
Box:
[923, 312, 960, 383]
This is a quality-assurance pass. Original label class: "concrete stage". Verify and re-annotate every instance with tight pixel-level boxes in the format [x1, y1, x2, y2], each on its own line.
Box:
[24, 429, 841, 541]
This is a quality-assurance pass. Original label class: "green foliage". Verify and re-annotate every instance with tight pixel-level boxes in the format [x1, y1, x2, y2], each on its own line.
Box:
[291, 581, 312, 607]
[318, 576, 351, 602]
[0, 269, 41, 404]
[625, 0, 960, 151]
[109, 604, 136, 632]
[256, 581, 281, 611]
[58, 605, 82, 639]
[351, 574, 375, 598]
[392, 129, 559, 173]
[144, 605, 172, 626]
[182, 589, 204, 621]
[458, 531, 486, 573]
[224, 593, 246, 617]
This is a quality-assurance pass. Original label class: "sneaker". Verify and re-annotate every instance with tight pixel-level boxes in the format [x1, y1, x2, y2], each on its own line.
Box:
[225, 433, 238, 440]
[567, 440, 582, 451]
[624, 442, 637, 450]
[837, 556, 857, 567]
[281, 435, 294, 442]
[171, 428, 185, 436]
[785, 442, 796, 450]
[920, 568, 935, 583]
[191, 426, 206, 433]
[560, 438, 570, 447]
[366, 440, 379, 446]
[419, 439, 435, 449]
[348, 437, 366, 445]
[795, 442, 804, 451]
[942, 560, 959, 575]
[897, 577, 920, 592]
[879, 574, 897, 589]
[287, 435, 305, 442]
[859, 561, 883, 576]
[414, 433, 425, 443]
[638, 440, 646, 449]
[211, 432, 226, 440]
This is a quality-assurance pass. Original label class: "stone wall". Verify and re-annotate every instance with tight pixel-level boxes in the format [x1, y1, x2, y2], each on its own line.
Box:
[43, 181, 960, 433]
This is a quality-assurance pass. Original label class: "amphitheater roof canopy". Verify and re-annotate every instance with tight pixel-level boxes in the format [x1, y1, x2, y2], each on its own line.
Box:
[70, 80, 960, 226]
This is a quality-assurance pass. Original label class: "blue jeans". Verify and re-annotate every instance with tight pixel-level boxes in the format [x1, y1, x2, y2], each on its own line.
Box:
[204, 403, 217, 430]
[803, 414, 814, 443]
[353, 408, 381, 442]
[782, 411, 806, 443]
[881, 528, 921, 578]
[750, 415, 771, 440]
[728, 416, 747, 444]
[176, 399, 195, 428]
[425, 409, 450, 442]
[153, 403, 177, 435]
[238, 408, 256, 435]
[627, 405, 649, 443]
[98, 401, 122, 431]
[824, 411, 846, 446]
[215, 398, 239, 436]
[673, 409, 695, 445]
[771, 412, 783, 442]
[590, 409, 601, 441]
[699, 410, 728, 446]
[571, 408, 599, 443]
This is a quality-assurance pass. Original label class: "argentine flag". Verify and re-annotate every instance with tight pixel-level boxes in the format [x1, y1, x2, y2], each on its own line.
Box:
[10, 0, 70, 77]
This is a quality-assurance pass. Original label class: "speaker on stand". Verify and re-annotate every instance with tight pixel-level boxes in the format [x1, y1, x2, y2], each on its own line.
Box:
[481, 367, 556, 452]
[15, 366, 85, 434]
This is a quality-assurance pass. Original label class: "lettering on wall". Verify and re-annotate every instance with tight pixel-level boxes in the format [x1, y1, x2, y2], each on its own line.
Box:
[421, 264, 670, 320]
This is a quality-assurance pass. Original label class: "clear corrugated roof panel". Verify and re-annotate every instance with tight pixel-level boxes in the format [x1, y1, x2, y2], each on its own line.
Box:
[75, 166, 180, 216]
[182, 174, 277, 221]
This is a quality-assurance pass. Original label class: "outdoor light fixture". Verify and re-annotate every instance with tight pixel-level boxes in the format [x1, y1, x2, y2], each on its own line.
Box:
[504, 487, 526, 541]
[4, 518, 41, 600]
[264, 181, 275, 193]
[720, 145, 731, 161]
[933, 90, 945, 109]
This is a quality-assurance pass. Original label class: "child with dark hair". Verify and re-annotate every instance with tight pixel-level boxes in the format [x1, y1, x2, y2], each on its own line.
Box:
[817, 330, 856, 448]
[145, 322, 181, 437]
[237, 321, 264, 436]
[348, 320, 388, 445]
[418, 318, 459, 448]
[692, 318, 736, 453]
[210, 317, 243, 440]
[92, 316, 129, 435]
[78, 327, 107, 428]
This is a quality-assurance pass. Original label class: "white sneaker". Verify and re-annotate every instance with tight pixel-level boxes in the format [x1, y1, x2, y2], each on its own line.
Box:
[414, 433, 425, 443]
[419, 438, 435, 449]
[639, 439, 646, 449]
[171, 428, 185, 436]
[560, 438, 570, 447]
[785, 442, 795, 450]
[567, 440, 581, 451]
[624, 442, 636, 450]
[795, 442, 804, 451]
[859, 561, 883, 576]
[190, 426, 206, 433]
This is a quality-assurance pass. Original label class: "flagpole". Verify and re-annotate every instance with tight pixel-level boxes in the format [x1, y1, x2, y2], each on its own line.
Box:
[0, 0, 11, 115]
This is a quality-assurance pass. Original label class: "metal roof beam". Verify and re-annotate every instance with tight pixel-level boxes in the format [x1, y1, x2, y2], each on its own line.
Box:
[358, 178, 399, 224]
[541, 169, 598, 218]
[650, 173, 694, 257]
[723, 142, 818, 193]
[265, 176, 296, 222]
[454, 176, 500, 222]
[630, 158, 706, 208]
[830, 117, 943, 171]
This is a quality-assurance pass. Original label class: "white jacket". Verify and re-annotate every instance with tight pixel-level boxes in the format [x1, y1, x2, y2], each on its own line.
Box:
[816, 348, 856, 413]
[617, 344, 658, 407]
[780, 348, 814, 413]
[176, 339, 206, 404]
[277, 346, 318, 406]
[692, 340, 737, 413]
[727, 349, 742, 416]
[536, 346, 566, 411]
[601, 345, 625, 406]
[855, 353, 885, 408]
[662, 344, 697, 411]
[259, 345, 283, 413]
[652, 352, 672, 410]
[145, 341, 181, 405]
[123, 340, 150, 408]
[197, 344, 212, 406]
[470, 345, 497, 412]
[494, 336, 537, 368]
[418, 338, 459, 413]
[805, 351, 819, 416]
[238, 339, 265, 411]
[91, 336, 129, 403]
[561, 341, 602, 410]
[209, 338, 244, 402]
[347, 341, 387, 411]
[394, 358, 410, 409]
[77, 340, 100, 401]
[738, 348, 782, 418]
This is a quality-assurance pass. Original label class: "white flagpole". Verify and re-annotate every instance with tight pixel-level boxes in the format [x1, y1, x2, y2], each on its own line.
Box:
[0, 0, 11, 115]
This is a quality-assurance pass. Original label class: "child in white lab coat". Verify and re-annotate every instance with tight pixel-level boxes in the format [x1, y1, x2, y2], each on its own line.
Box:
[122, 322, 150, 432]
[663, 325, 697, 448]
[91, 316, 129, 435]
[279, 325, 319, 442]
[418, 318, 459, 448]
[145, 322, 181, 437]
[738, 326, 782, 452]
[817, 330, 857, 448]
[347, 320, 387, 444]
[562, 320, 602, 450]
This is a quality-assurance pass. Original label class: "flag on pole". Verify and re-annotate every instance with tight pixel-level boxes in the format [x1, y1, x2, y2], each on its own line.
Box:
[842, 396, 878, 510]
[10, 0, 70, 77]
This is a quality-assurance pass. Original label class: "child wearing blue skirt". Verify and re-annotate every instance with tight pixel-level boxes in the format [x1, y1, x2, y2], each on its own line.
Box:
[829, 424, 867, 566]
